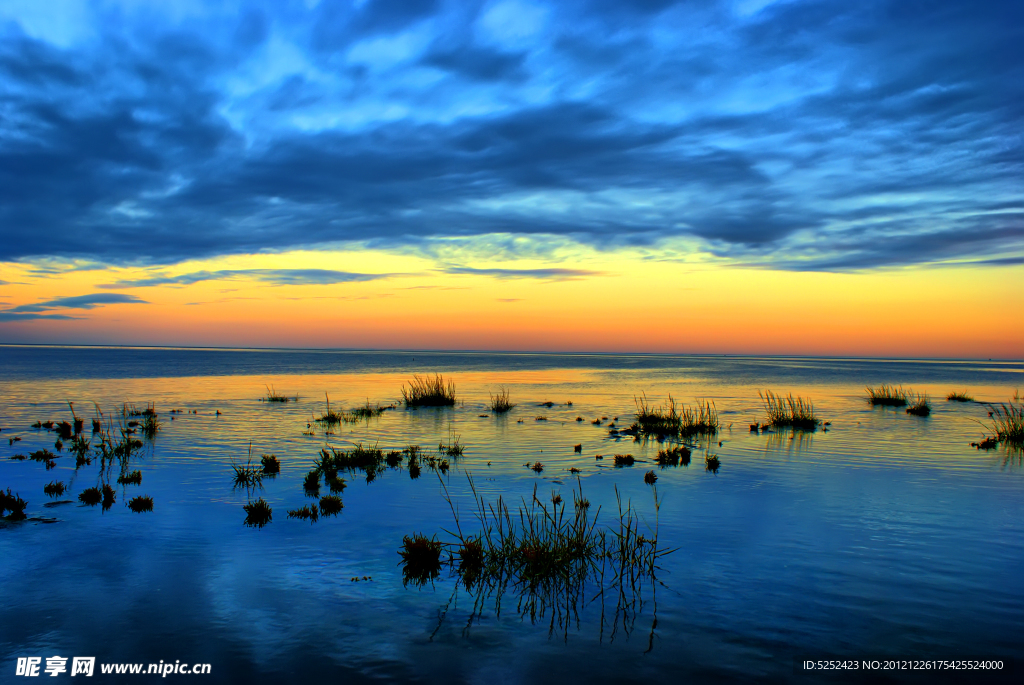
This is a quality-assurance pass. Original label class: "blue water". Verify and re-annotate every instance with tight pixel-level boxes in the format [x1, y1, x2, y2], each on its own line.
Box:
[1, 346, 1022, 683]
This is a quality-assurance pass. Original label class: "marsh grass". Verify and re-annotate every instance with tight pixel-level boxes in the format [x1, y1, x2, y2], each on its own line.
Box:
[399, 533, 443, 586]
[29, 449, 57, 470]
[261, 454, 281, 475]
[906, 394, 931, 417]
[489, 387, 516, 413]
[439, 427, 464, 457]
[990, 403, 1024, 445]
[243, 498, 272, 528]
[644, 470, 657, 485]
[705, 452, 721, 473]
[613, 454, 635, 467]
[947, 390, 974, 402]
[118, 470, 142, 486]
[44, 481, 67, 497]
[288, 504, 319, 523]
[402, 373, 456, 408]
[759, 390, 820, 430]
[231, 445, 264, 491]
[319, 495, 343, 517]
[633, 394, 718, 438]
[419, 474, 670, 640]
[314, 393, 345, 429]
[655, 445, 691, 467]
[303, 470, 320, 497]
[128, 495, 153, 513]
[263, 385, 294, 403]
[350, 400, 395, 419]
[866, 384, 909, 407]
[79, 487, 102, 506]
[1, 488, 28, 520]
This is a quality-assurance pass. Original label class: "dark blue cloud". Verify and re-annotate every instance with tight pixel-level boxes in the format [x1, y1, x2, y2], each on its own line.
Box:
[442, 266, 602, 280]
[0, 293, 146, 320]
[101, 269, 395, 288]
[0, 0, 1019, 271]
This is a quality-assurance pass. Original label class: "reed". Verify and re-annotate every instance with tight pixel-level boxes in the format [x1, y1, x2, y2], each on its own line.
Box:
[79, 487, 102, 506]
[655, 445, 691, 467]
[906, 394, 931, 417]
[644, 470, 658, 485]
[1, 488, 28, 520]
[128, 495, 153, 513]
[489, 386, 516, 413]
[243, 498, 272, 528]
[303, 470, 320, 497]
[231, 447, 264, 490]
[287, 504, 319, 522]
[398, 533, 443, 586]
[401, 373, 456, 408]
[319, 495, 343, 517]
[990, 403, 1024, 445]
[760, 390, 820, 430]
[866, 384, 909, 407]
[705, 453, 721, 473]
[946, 390, 974, 402]
[613, 454, 635, 467]
[44, 481, 67, 497]
[260, 454, 281, 475]
[263, 385, 293, 403]
[439, 427, 464, 457]
[117, 470, 142, 486]
[102, 484, 116, 510]
[633, 394, 718, 438]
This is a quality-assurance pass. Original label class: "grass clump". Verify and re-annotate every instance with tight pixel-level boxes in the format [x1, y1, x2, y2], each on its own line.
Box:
[1, 488, 28, 520]
[243, 498, 272, 528]
[79, 487, 102, 506]
[350, 400, 395, 419]
[118, 470, 142, 486]
[489, 387, 516, 413]
[906, 394, 931, 416]
[319, 495, 343, 517]
[313, 393, 345, 429]
[632, 394, 718, 438]
[866, 384, 909, 407]
[439, 427, 464, 457]
[990, 403, 1024, 445]
[613, 454, 635, 467]
[231, 447, 264, 491]
[303, 470, 320, 497]
[29, 449, 57, 470]
[401, 373, 456, 408]
[44, 481, 67, 497]
[705, 453, 721, 473]
[288, 504, 319, 523]
[644, 470, 658, 485]
[656, 445, 691, 467]
[128, 495, 153, 513]
[263, 385, 294, 403]
[398, 533, 443, 587]
[760, 390, 820, 430]
[261, 454, 281, 475]
[947, 390, 974, 402]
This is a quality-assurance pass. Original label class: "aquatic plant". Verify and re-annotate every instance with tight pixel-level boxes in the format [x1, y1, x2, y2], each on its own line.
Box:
[656, 445, 691, 467]
[117, 470, 142, 486]
[439, 427, 464, 457]
[128, 495, 153, 513]
[398, 533, 443, 587]
[644, 470, 658, 485]
[386, 450, 404, 467]
[574, 443, 582, 453]
[231, 448, 264, 491]
[633, 394, 718, 438]
[263, 385, 293, 403]
[79, 487, 102, 506]
[705, 453, 721, 473]
[303, 470, 321, 497]
[906, 394, 931, 417]
[314, 393, 345, 428]
[613, 454, 635, 467]
[102, 484, 116, 510]
[990, 403, 1024, 445]
[29, 449, 57, 470]
[401, 373, 456, 408]
[947, 390, 974, 402]
[319, 495, 343, 517]
[866, 384, 909, 407]
[489, 386, 516, 413]
[261, 454, 281, 475]
[531, 461, 544, 473]
[1, 488, 28, 520]
[141, 412, 160, 439]
[287, 504, 319, 523]
[350, 400, 395, 419]
[43, 481, 66, 497]
[759, 390, 820, 430]
[243, 498, 272, 528]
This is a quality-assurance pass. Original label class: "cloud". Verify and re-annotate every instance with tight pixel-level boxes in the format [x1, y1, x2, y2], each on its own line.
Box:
[3, 293, 148, 314]
[0, 1, 1020, 271]
[442, 266, 603, 280]
[100, 269, 396, 288]
[0, 312, 79, 322]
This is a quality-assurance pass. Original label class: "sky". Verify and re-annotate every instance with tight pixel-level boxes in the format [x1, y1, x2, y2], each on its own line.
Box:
[0, 0, 1021, 357]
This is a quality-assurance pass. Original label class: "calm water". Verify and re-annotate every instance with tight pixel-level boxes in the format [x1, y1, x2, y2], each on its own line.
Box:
[1, 346, 1022, 683]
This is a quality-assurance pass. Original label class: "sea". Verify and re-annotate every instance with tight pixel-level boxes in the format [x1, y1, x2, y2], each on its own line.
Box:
[1, 346, 1022, 683]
